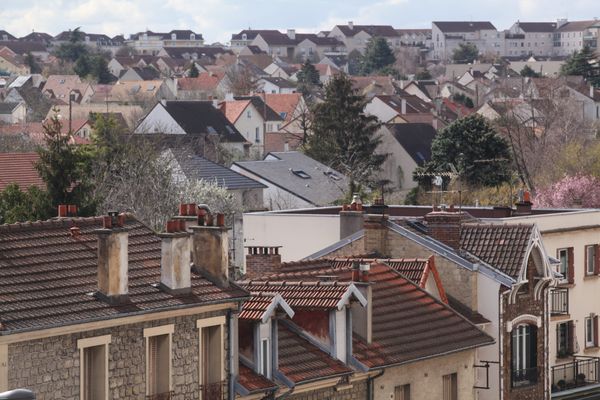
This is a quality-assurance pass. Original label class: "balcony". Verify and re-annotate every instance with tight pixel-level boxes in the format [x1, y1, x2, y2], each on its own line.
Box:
[512, 366, 539, 387]
[200, 381, 225, 400]
[551, 288, 569, 316]
[552, 356, 600, 393]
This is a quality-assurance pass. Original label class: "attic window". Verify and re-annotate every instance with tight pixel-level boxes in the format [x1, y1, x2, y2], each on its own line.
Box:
[59, 79, 66, 84]
[190, 33, 195, 40]
[242, 33, 247, 40]
[324, 171, 341, 181]
[279, 112, 287, 119]
[292, 169, 311, 179]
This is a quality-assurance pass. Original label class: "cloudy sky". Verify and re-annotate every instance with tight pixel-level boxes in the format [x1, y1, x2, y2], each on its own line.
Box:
[1, 0, 597, 43]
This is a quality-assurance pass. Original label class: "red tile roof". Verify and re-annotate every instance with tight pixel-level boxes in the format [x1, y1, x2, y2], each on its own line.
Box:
[238, 292, 293, 322]
[177, 72, 224, 91]
[237, 364, 278, 394]
[278, 322, 352, 383]
[263, 93, 302, 123]
[220, 100, 251, 123]
[0, 215, 247, 333]
[0, 153, 44, 191]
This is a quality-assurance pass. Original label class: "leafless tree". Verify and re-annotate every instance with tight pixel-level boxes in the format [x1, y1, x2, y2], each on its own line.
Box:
[393, 47, 421, 77]
[222, 62, 260, 96]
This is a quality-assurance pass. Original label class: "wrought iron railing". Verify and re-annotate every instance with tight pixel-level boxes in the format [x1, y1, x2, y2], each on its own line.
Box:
[551, 288, 569, 315]
[552, 356, 600, 392]
[200, 381, 225, 399]
[146, 391, 174, 400]
[512, 367, 539, 387]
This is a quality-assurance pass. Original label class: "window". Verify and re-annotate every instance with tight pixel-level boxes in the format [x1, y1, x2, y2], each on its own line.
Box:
[197, 317, 226, 399]
[442, 373, 457, 400]
[255, 127, 260, 143]
[78, 335, 111, 400]
[247, 110, 251, 118]
[586, 316, 598, 348]
[394, 384, 410, 400]
[558, 248, 574, 283]
[557, 321, 573, 357]
[586, 245, 597, 275]
[144, 325, 173, 398]
[512, 325, 537, 386]
[260, 338, 270, 377]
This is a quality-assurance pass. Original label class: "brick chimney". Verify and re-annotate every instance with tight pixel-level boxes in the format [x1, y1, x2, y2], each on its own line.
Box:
[364, 199, 389, 257]
[514, 190, 533, 215]
[190, 213, 229, 286]
[245, 246, 282, 279]
[425, 208, 464, 250]
[159, 219, 191, 294]
[95, 212, 129, 304]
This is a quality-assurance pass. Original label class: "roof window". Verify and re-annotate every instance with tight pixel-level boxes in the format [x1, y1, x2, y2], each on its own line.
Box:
[291, 169, 311, 179]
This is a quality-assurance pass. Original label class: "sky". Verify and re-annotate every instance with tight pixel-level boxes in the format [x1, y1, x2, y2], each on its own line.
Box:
[1, 0, 598, 44]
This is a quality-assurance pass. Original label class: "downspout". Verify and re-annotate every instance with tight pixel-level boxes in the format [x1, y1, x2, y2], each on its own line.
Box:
[367, 369, 385, 400]
[228, 310, 234, 400]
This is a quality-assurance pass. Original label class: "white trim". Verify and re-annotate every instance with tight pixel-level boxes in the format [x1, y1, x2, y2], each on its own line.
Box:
[262, 293, 294, 323]
[143, 324, 175, 337]
[336, 284, 368, 310]
[144, 325, 174, 396]
[506, 314, 542, 332]
[78, 335, 111, 400]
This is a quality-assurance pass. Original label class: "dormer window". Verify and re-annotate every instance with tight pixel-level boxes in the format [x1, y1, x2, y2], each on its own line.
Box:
[190, 33, 195, 40]
[171, 33, 177, 40]
[2, 34, 7, 41]
[242, 33, 247, 41]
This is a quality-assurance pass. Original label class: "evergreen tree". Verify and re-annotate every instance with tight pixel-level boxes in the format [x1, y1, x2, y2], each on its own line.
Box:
[25, 52, 41, 74]
[561, 46, 600, 86]
[415, 69, 432, 80]
[54, 27, 88, 63]
[0, 184, 53, 224]
[452, 43, 479, 64]
[305, 73, 386, 185]
[189, 63, 200, 78]
[89, 55, 112, 84]
[35, 114, 95, 214]
[361, 37, 396, 75]
[520, 65, 541, 78]
[296, 59, 321, 95]
[414, 114, 512, 187]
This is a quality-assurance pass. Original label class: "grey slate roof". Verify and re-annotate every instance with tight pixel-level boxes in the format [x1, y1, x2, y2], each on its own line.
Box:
[0, 102, 20, 114]
[433, 21, 496, 32]
[233, 151, 349, 206]
[385, 123, 436, 165]
[515, 22, 558, 32]
[170, 149, 266, 190]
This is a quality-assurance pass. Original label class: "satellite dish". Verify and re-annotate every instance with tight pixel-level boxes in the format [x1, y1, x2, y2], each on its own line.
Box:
[432, 176, 443, 186]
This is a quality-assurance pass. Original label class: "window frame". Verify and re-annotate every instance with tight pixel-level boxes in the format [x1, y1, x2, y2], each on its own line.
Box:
[197, 316, 226, 399]
[394, 383, 411, 400]
[442, 373, 457, 400]
[143, 324, 174, 397]
[586, 245, 596, 276]
[77, 335, 111, 400]
[259, 338, 270, 377]
[557, 248, 569, 282]
[586, 317, 595, 348]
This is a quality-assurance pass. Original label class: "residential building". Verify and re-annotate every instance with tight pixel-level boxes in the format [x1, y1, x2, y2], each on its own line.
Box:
[0, 209, 248, 398]
[257, 93, 307, 152]
[231, 151, 349, 210]
[554, 19, 600, 56]
[0, 48, 29, 75]
[0, 30, 16, 41]
[118, 66, 161, 81]
[364, 94, 437, 126]
[19, 31, 53, 46]
[396, 28, 432, 47]
[177, 72, 227, 100]
[257, 76, 296, 94]
[41, 75, 94, 104]
[505, 21, 557, 57]
[0, 41, 49, 61]
[52, 30, 122, 54]
[3, 85, 53, 121]
[432, 21, 502, 60]
[230, 30, 282, 50]
[109, 79, 175, 104]
[0, 102, 26, 124]
[327, 22, 401, 53]
[126, 30, 204, 55]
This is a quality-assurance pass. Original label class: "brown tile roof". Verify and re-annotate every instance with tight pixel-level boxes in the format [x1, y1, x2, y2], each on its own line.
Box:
[0, 153, 44, 191]
[0, 215, 247, 334]
[177, 72, 224, 91]
[237, 364, 278, 394]
[238, 293, 293, 322]
[238, 281, 354, 311]
[447, 295, 491, 325]
[278, 322, 352, 383]
[460, 224, 533, 279]
[263, 93, 303, 123]
[557, 20, 599, 32]
[220, 100, 251, 123]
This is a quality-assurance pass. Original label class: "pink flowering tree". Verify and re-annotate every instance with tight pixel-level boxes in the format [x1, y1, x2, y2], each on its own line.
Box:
[535, 175, 600, 208]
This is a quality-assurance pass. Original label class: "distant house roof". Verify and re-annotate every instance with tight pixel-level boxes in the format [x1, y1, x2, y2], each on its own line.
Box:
[169, 148, 266, 190]
[433, 21, 496, 32]
[385, 123, 436, 166]
[220, 99, 253, 123]
[160, 46, 232, 60]
[556, 20, 600, 32]
[255, 31, 296, 46]
[231, 30, 282, 41]
[263, 93, 303, 123]
[0, 41, 47, 55]
[0, 153, 44, 191]
[129, 30, 203, 41]
[177, 72, 224, 91]
[0, 102, 21, 114]
[334, 25, 399, 38]
[233, 96, 284, 121]
[396, 28, 432, 36]
[233, 151, 350, 206]
[238, 292, 294, 322]
[0, 30, 16, 40]
[129, 66, 161, 80]
[515, 22, 558, 32]
[258, 76, 296, 89]
[42, 75, 89, 102]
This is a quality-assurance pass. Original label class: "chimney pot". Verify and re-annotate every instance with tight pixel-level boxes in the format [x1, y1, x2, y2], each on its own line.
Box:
[206, 213, 214, 226]
[179, 203, 188, 216]
[70, 226, 81, 238]
[216, 213, 225, 227]
[58, 204, 67, 217]
[188, 203, 197, 216]
[103, 215, 112, 229]
[67, 205, 77, 216]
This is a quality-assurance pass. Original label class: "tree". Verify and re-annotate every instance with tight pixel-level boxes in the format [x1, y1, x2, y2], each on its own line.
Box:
[223, 62, 259, 95]
[560, 46, 600, 86]
[535, 175, 600, 208]
[73, 54, 112, 83]
[361, 37, 396, 75]
[296, 60, 320, 95]
[35, 113, 95, 214]
[54, 28, 88, 63]
[414, 114, 513, 188]
[452, 43, 479, 64]
[415, 69, 432, 80]
[347, 49, 363, 75]
[25, 52, 41, 74]
[305, 73, 386, 186]
[189, 63, 200, 78]
[520, 65, 541, 78]
[0, 184, 53, 224]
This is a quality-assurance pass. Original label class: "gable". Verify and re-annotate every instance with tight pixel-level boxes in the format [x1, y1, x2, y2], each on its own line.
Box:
[135, 103, 186, 134]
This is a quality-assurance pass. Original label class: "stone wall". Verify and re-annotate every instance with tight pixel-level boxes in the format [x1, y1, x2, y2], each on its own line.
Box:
[288, 379, 368, 400]
[8, 310, 230, 400]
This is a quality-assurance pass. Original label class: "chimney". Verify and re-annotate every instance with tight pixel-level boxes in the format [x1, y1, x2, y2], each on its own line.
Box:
[340, 194, 364, 239]
[159, 219, 191, 294]
[95, 212, 129, 303]
[401, 98, 407, 114]
[364, 198, 390, 257]
[348, 21, 354, 30]
[245, 246, 282, 279]
[287, 29, 296, 40]
[173, 203, 200, 231]
[424, 209, 464, 250]
[190, 213, 229, 286]
[514, 190, 533, 215]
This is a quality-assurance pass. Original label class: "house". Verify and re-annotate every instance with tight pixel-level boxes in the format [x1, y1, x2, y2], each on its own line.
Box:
[505, 22, 557, 58]
[294, 34, 346, 60]
[44, 103, 143, 130]
[134, 100, 247, 154]
[375, 123, 436, 191]
[108, 55, 158, 78]
[401, 80, 439, 102]
[290, 63, 340, 85]
[118, 66, 161, 81]
[319, 54, 349, 73]
[52, 30, 122, 54]
[238, 232, 494, 400]
[0, 41, 49, 61]
[0, 30, 16, 41]
[41, 75, 94, 104]
[242, 203, 558, 400]
[19, 31, 53, 45]
[230, 30, 283, 50]
[257, 76, 296, 94]
[364, 94, 437, 126]
[508, 59, 564, 77]
[396, 28, 432, 47]
[3, 85, 52, 122]
[0, 152, 44, 192]
[157, 46, 233, 63]
[231, 151, 349, 210]
[351, 76, 397, 99]
[177, 71, 226, 100]
[553, 19, 600, 56]
[0, 208, 248, 398]
[327, 22, 401, 53]
[432, 21, 501, 60]
[251, 31, 297, 59]
[0, 48, 29, 75]
[257, 93, 307, 152]
[263, 61, 299, 80]
[109, 79, 175, 104]
[0, 102, 26, 123]
[125, 30, 204, 55]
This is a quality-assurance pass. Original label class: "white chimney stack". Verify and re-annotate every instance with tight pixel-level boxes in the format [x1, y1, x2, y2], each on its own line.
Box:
[96, 213, 129, 303]
[159, 219, 192, 294]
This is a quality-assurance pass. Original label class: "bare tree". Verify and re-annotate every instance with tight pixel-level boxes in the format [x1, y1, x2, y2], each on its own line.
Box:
[222, 62, 260, 96]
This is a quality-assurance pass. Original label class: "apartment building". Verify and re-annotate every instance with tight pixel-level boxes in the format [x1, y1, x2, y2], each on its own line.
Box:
[432, 21, 502, 60]
[505, 22, 557, 57]
[553, 19, 600, 56]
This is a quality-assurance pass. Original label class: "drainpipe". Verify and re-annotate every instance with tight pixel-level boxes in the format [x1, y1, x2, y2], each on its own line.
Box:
[228, 310, 234, 400]
[367, 369, 385, 400]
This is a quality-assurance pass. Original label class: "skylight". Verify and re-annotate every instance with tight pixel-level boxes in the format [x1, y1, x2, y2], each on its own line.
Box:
[292, 169, 311, 179]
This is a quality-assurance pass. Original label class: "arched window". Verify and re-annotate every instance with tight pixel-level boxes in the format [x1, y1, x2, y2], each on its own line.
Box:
[511, 324, 538, 387]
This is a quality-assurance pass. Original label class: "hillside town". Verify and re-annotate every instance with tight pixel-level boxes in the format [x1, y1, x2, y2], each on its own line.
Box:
[0, 8, 600, 400]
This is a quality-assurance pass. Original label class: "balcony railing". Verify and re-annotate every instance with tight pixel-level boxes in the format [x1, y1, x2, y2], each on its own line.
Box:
[551, 288, 569, 315]
[200, 381, 225, 400]
[146, 392, 173, 400]
[552, 356, 600, 393]
[512, 366, 539, 387]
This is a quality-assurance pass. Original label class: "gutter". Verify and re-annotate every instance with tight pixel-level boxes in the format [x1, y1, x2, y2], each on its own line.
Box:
[367, 369, 385, 400]
[227, 309, 234, 400]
